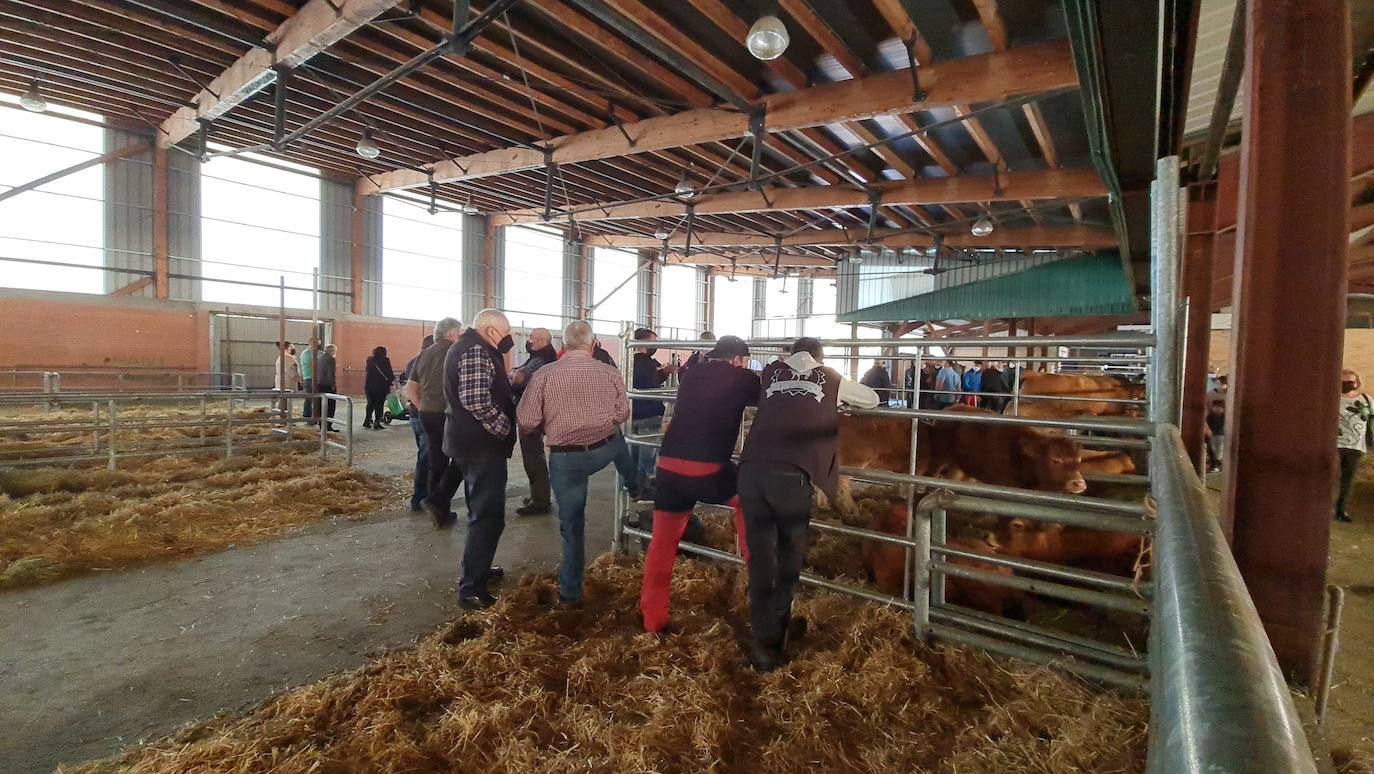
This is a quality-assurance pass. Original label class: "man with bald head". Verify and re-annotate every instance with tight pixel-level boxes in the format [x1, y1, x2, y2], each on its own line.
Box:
[444, 308, 517, 610]
[512, 326, 558, 516]
[517, 319, 634, 606]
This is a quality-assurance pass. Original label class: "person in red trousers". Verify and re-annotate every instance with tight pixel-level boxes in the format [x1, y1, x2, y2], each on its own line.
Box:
[640, 335, 759, 634]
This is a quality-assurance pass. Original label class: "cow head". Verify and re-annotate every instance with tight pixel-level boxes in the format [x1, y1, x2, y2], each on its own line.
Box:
[991, 518, 1067, 558]
[1018, 435, 1087, 493]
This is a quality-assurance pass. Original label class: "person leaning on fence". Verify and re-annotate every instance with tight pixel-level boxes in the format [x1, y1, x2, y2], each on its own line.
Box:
[630, 328, 678, 497]
[363, 347, 395, 430]
[512, 327, 559, 517]
[445, 308, 517, 610]
[640, 335, 759, 635]
[736, 337, 879, 671]
[406, 319, 463, 528]
[678, 330, 715, 381]
[401, 334, 435, 513]
[316, 344, 338, 420]
[516, 319, 637, 607]
[1336, 367, 1373, 523]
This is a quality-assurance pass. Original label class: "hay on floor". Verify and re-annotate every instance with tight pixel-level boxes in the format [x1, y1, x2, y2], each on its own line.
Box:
[63, 555, 1149, 774]
[0, 452, 398, 589]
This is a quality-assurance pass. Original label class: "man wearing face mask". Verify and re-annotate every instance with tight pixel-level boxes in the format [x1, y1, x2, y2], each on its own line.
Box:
[444, 308, 518, 609]
[1336, 368, 1372, 524]
[631, 328, 677, 496]
[512, 327, 558, 516]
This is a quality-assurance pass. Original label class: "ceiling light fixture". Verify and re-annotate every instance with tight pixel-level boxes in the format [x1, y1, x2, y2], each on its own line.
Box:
[674, 172, 695, 199]
[654, 228, 670, 240]
[20, 79, 47, 113]
[746, 14, 789, 61]
[461, 196, 479, 215]
[971, 217, 994, 237]
[355, 128, 381, 160]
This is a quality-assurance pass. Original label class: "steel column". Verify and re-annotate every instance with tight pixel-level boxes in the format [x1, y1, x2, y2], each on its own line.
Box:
[1150, 157, 1183, 427]
[1223, 0, 1350, 685]
[350, 187, 364, 315]
[153, 143, 169, 300]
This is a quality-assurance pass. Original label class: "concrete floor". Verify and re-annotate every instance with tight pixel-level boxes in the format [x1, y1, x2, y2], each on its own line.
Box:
[0, 420, 626, 773]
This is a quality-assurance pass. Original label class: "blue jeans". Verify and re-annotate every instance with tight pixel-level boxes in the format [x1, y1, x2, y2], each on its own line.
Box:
[409, 412, 429, 509]
[548, 434, 629, 602]
[457, 456, 507, 598]
[630, 416, 662, 485]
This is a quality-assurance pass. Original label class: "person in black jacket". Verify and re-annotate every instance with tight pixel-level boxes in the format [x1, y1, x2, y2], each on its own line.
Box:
[363, 346, 395, 429]
[512, 327, 559, 516]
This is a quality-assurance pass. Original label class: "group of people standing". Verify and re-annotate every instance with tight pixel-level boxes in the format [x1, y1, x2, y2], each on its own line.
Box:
[274, 341, 338, 421]
[391, 311, 880, 670]
[859, 359, 1013, 412]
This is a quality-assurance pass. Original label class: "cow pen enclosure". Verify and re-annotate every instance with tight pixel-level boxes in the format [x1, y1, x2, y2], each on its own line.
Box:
[618, 249, 1318, 774]
[0, 390, 387, 590]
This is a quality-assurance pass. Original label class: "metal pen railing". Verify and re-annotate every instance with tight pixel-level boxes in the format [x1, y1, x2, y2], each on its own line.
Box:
[1145, 423, 1315, 773]
[0, 390, 354, 469]
[0, 369, 248, 395]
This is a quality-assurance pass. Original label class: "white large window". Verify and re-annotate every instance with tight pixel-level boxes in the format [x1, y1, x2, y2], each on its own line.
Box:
[591, 247, 639, 336]
[201, 152, 320, 308]
[711, 274, 752, 340]
[755, 276, 799, 338]
[0, 100, 104, 294]
[503, 226, 563, 330]
[658, 264, 699, 338]
[381, 196, 462, 321]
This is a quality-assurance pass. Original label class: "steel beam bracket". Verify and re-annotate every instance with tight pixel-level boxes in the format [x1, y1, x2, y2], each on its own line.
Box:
[684, 202, 696, 259]
[748, 106, 767, 191]
[542, 145, 556, 222]
[608, 102, 635, 147]
[321, 0, 343, 14]
[427, 170, 438, 215]
[906, 37, 926, 102]
[865, 186, 882, 244]
[196, 118, 211, 163]
[272, 65, 291, 151]
[449, 0, 472, 54]
[772, 236, 784, 278]
[993, 163, 1004, 197]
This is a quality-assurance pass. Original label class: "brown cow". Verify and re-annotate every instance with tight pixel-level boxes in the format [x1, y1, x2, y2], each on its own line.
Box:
[992, 518, 1145, 577]
[1079, 449, 1137, 475]
[928, 406, 1088, 495]
[861, 500, 1020, 616]
[1012, 372, 1145, 419]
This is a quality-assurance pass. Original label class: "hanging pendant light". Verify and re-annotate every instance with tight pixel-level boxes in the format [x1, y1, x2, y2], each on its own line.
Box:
[355, 128, 381, 160]
[971, 217, 994, 237]
[747, 14, 789, 61]
[674, 172, 695, 199]
[461, 195, 479, 215]
[654, 227, 670, 240]
[20, 79, 47, 113]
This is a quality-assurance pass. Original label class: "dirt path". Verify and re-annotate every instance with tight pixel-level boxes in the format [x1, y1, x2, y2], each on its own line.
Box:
[1325, 468, 1374, 764]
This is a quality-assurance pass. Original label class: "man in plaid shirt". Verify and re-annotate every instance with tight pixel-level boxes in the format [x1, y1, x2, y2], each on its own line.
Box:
[517, 319, 636, 606]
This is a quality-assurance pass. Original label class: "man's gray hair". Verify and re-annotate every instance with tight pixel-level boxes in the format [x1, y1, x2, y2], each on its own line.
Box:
[433, 317, 462, 339]
[472, 308, 509, 330]
[563, 320, 594, 351]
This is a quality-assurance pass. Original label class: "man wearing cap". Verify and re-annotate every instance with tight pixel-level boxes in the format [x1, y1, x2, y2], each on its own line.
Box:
[640, 334, 759, 634]
[736, 337, 879, 670]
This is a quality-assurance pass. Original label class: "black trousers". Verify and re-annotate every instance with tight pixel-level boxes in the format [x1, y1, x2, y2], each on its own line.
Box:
[315, 383, 337, 420]
[737, 461, 814, 658]
[421, 411, 462, 514]
[364, 389, 387, 426]
[519, 429, 550, 506]
[458, 455, 507, 597]
[1337, 447, 1363, 519]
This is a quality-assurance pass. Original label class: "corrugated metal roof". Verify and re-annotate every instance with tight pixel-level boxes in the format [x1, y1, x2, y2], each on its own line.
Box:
[837, 253, 1136, 323]
[1183, 0, 1242, 139]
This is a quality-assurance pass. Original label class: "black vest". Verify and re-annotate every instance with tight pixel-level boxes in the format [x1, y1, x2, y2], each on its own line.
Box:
[660, 359, 760, 464]
[740, 358, 843, 501]
[443, 329, 516, 460]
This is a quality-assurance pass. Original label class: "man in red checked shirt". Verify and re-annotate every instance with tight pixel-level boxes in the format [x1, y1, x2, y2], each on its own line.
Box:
[640, 334, 760, 634]
[517, 319, 637, 606]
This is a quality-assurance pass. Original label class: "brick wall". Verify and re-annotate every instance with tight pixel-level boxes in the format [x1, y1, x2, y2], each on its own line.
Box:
[0, 295, 209, 372]
[331, 318, 432, 395]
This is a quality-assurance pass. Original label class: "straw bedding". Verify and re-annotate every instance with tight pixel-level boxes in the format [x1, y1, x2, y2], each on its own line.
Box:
[64, 554, 1148, 774]
[0, 452, 397, 590]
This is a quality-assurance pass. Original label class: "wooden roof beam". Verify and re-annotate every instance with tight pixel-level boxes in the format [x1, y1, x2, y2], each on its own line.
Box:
[493, 169, 1103, 225]
[585, 223, 1115, 250]
[158, 0, 402, 148]
[358, 41, 1077, 194]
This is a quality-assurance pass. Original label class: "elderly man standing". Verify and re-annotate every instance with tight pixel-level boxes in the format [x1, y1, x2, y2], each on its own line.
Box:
[512, 327, 559, 516]
[517, 320, 635, 606]
[445, 308, 517, 610]
[405, 319, 463, 528]
[316, 344, 338, 420]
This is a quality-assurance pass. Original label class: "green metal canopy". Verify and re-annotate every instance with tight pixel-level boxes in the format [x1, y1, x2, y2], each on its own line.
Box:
[837, 254, 1138, 324]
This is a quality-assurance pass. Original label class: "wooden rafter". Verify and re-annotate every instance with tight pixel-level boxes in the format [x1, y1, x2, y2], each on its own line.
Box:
[586, 224, 1115, 250]
[158, 0, 402, 147]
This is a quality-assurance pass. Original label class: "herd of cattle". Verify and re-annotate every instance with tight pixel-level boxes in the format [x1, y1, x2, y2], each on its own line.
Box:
[834, 372, 1150, 617]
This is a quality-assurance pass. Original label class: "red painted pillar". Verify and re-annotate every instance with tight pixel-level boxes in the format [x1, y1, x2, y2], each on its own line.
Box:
[1223, 0, 1350, 685]
[1180, 194, 1216, 473]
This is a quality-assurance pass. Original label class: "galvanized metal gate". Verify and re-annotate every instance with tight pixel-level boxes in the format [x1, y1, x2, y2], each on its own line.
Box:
[209, 313, 331, 390]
